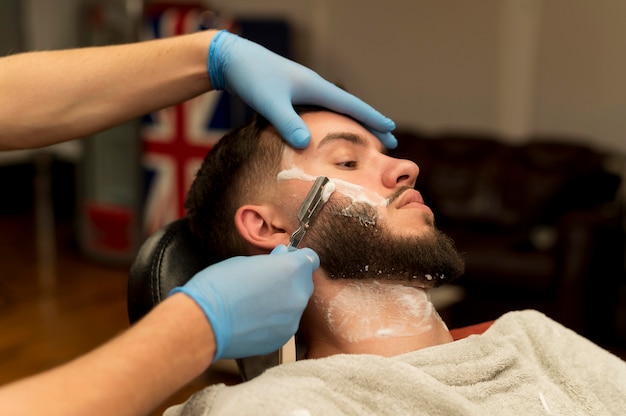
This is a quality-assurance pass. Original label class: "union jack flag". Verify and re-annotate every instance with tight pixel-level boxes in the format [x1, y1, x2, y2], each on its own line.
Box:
[140, 4, 235, 236]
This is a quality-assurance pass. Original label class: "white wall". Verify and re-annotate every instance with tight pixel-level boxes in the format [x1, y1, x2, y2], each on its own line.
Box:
[321, 1, 502, 133]
[209, 0, 502, 130]
[23, 0, 626, 153]
[210, 0, 626, 153]
[534, 0, 626, 152]
[21, 0, 84, 50]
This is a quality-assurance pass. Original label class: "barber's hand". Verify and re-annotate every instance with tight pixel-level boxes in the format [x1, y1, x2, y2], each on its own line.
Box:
[208, 30, 397, 149]
[170, 245, 318, 361]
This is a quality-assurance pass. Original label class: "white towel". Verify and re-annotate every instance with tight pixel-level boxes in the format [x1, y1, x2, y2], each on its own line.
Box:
[165, 310, 626, 415]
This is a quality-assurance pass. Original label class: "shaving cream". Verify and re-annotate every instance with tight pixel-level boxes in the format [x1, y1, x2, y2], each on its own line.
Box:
[277, 167, 387, 207]
[321, 180, 336, 202]
[321, 281, 437, 343]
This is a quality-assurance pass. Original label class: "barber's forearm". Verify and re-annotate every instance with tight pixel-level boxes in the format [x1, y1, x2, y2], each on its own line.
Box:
[0, 293, 216, 416]
[0, 30, 216, 150]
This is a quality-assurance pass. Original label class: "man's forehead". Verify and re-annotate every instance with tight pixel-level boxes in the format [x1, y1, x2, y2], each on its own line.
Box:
[302, 111, 384, 152]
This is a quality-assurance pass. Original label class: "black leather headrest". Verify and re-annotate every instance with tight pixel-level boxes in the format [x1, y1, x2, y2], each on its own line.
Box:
[127, 217, 210, 324]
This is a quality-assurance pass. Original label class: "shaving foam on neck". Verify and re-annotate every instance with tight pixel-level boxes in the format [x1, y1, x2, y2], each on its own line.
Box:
[321, 281, 435, 343]
[277, 167, 386, 207]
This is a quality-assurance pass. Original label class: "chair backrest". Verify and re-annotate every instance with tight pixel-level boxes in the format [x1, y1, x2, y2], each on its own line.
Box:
[127, 217, 278, 381]
[127, 218, 208, 323]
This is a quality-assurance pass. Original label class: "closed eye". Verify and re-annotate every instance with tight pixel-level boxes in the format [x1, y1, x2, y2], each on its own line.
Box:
[337, 160, 358, 169]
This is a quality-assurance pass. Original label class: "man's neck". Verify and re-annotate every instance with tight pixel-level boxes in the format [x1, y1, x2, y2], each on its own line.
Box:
[302, 279, 453, 359]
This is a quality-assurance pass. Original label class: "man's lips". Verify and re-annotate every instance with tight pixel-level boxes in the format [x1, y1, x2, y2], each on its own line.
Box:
[394, 189, 427, 209]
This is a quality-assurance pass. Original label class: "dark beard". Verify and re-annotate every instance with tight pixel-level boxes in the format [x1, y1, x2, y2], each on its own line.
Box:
[304, 198, 465, 288]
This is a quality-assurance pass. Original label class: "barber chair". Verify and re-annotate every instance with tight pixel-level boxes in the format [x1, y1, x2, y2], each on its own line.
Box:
[127, 217, 293, 381]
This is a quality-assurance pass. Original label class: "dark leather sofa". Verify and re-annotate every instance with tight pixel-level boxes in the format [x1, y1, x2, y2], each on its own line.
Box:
[389, 130, 625, 343]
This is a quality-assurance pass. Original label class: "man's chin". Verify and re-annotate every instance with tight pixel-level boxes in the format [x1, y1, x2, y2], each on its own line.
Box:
[390, 222, 437, 239]
[307, 198, 465, 286]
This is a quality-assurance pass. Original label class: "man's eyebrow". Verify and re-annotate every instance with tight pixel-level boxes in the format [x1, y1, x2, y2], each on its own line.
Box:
[316, 132, 387, 154]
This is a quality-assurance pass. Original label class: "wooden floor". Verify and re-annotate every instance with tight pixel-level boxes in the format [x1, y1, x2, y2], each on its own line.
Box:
[0, 214, 240, 415]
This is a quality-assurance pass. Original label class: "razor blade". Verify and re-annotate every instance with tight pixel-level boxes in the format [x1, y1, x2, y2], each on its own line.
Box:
[287, 176, 331, 251]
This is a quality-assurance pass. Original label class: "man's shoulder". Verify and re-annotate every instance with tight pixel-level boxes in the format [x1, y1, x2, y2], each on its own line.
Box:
[485, 309, 617, 363]
[489, 309, 566, 337]
[491, 309, 555, 328]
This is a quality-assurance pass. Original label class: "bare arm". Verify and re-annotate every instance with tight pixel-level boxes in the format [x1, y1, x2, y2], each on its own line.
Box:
[0, 245, 319, 416]
[0, 30, 217, 150]
[0, 293, 215, 416]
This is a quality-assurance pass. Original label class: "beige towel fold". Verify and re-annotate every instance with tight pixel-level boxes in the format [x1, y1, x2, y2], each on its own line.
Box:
[166, 310, 626, 416]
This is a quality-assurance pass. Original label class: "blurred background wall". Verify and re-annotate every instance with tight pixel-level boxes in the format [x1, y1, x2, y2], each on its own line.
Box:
[201, 0, 626, 154]
[3, 0, 625, 153]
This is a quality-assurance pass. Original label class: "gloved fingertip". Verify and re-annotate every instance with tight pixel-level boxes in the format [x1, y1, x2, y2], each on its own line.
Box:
[368, 129, 398, 149]
[384, 133, 398, 149]
[298, 247, 320, 268]
[286, 128, 311, 149]
[306, 253, 320, 269]
[376, 131, 397, 149]
[382, 117, 396, 131]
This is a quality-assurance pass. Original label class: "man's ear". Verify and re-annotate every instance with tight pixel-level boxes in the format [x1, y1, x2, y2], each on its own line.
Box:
[235, 204, 292, 251]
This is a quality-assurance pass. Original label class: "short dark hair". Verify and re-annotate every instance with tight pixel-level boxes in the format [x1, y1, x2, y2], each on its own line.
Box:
[185, 116, 282, 263]
[185, 106, 326, 264]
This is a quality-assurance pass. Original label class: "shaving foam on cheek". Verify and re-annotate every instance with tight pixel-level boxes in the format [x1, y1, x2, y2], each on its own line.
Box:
[322, 180, 336, 202]
[277, 166, 316, 182]
[277, 167, 386, 208]
[330, 178, 386, 207]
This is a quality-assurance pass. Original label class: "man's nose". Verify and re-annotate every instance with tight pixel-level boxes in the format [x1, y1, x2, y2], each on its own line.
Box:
[382, 157, 419, 189]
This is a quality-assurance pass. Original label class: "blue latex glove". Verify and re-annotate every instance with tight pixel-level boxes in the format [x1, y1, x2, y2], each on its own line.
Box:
[170, 245, 319, 361]
[208, 30, 397, 149]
